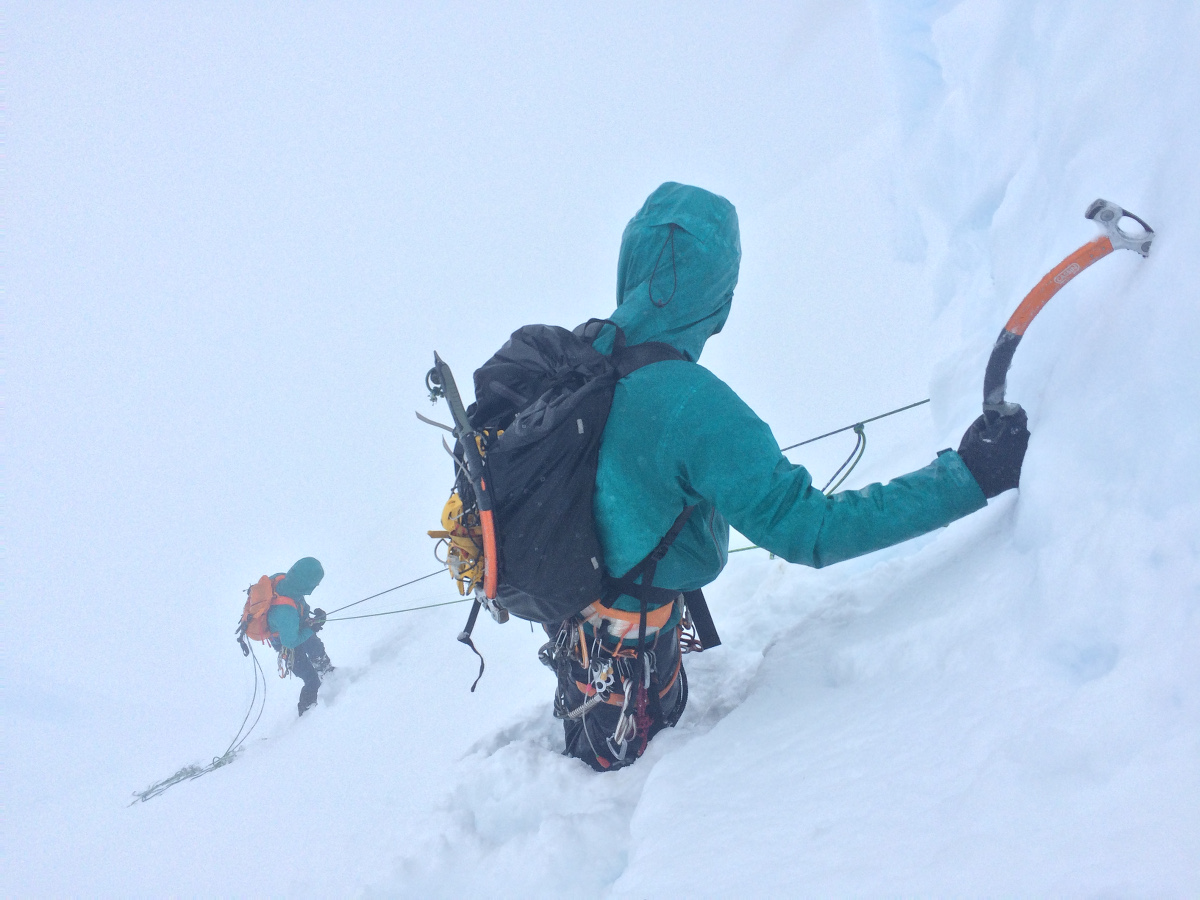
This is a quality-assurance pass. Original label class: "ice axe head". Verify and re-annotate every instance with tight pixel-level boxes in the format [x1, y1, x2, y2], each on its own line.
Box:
[1085, 199, 1154, 257]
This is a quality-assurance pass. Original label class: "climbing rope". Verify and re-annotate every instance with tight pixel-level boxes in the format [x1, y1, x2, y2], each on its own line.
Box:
[131, 646, 268, 805]
[778, 398, 929, 452]
[821, 423, 866, 494]
[324, 569, 444, 615]
[131, 571, 452, 804]
[326, 597, 473, 622]
[729, 398, 929, 554]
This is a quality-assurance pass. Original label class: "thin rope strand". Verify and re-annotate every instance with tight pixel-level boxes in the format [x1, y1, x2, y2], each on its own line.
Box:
[326, 597, 473, 622]
[325, 569, 444, 615]
[780, 398, 929, 452]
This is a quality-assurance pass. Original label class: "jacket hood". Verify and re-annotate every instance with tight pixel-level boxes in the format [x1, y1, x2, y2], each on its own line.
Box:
[277, 557, 324, 599]
[597, 183, 740, 363]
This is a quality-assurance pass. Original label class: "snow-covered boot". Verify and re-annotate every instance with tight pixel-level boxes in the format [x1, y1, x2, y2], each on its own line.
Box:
[311, 651, 335, 676]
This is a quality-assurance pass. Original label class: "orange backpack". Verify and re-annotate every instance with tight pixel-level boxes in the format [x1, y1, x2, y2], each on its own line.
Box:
[236, 574, 297, 648]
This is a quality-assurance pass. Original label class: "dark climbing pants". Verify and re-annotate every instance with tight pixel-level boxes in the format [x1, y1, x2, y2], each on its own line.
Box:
[293, 634, 327, 715]
[561, 625, 687, 771]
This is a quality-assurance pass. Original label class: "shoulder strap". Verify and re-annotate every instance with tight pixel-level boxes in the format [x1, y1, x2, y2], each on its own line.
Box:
[270, 574, 298, 611]
[574, 319, 686, 379]
[604, 505, 696, 606]
[612, 340, 685, 379]
[607, 504, 696, 763]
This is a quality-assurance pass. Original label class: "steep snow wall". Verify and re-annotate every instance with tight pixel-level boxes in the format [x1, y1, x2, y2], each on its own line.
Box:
[610, 2, 1200, 894]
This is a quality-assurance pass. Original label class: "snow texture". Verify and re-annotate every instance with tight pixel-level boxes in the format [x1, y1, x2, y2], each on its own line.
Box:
[6, 1, 1199, 895]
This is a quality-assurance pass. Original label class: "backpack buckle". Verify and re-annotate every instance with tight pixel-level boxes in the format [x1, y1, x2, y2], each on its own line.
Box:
[477, 587, 509, 624]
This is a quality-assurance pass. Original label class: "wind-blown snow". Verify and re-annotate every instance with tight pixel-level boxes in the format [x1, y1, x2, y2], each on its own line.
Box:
[6, 1, 1198, 895]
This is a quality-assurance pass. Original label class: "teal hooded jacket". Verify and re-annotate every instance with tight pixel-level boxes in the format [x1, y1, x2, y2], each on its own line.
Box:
[592, 184, 986, 616]
[267, 557, 324, 649]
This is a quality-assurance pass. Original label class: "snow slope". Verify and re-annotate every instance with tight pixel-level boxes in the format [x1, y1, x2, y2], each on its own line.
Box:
[6, 1, 1198, 895]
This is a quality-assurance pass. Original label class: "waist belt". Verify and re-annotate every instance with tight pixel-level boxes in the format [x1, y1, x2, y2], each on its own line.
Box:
[581, 595, 679, 644]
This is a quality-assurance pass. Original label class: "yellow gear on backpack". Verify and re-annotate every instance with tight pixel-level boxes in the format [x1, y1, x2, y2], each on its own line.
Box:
[428, 491, 484, 595]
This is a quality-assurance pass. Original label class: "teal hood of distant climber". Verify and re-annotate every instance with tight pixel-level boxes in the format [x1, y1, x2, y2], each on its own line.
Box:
[594, 182, 741, 363]
[592, 182, 986, 616]
[277, 557, 324, 600]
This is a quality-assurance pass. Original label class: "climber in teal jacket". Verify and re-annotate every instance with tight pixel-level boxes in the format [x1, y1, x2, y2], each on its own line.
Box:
[268, 557, 335, 716]
[560, 182, 1029, 770]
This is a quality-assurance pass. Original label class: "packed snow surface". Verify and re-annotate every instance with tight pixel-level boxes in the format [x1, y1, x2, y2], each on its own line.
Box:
[7, 1, 1198, 895]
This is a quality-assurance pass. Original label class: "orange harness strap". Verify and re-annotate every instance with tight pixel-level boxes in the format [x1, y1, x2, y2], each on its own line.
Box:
[580, 596, 676, 644]
[575, 649, 683, 707]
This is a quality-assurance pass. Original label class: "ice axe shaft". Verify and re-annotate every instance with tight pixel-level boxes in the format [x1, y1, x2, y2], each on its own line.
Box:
[982, 198, 1154, 418]
[428, 352, 501, 605]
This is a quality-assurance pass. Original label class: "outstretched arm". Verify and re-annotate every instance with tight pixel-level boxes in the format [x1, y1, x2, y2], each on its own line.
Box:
[674, 374, 987, 568]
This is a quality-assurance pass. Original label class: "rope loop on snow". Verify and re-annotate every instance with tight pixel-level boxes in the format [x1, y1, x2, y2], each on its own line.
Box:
[131, 646, 268, 805]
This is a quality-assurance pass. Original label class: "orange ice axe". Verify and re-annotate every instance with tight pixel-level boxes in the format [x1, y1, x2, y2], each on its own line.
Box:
[982, 199, 1155, 423]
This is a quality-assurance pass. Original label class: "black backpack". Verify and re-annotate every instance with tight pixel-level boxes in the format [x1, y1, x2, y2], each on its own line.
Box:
[433, 319, 722, 692]
[466, 320, 684, 623]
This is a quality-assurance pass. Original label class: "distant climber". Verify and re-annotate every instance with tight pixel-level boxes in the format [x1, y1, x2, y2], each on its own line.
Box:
[236, 557, 334, 716]
[552, 182, 1029, 770]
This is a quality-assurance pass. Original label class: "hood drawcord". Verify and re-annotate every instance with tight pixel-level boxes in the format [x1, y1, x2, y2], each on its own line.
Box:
[648, 224, 679, 308]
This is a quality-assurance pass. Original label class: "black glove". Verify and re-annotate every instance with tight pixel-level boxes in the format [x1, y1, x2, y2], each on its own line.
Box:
[309, 608, 327, 633]
[956, 407, 1030, 499]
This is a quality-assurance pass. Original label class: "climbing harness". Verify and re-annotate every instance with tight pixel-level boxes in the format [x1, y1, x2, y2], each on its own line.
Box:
[131, 645, 268, 804]
[982, 198, 1154, 421]
[540, 611, 688, 769]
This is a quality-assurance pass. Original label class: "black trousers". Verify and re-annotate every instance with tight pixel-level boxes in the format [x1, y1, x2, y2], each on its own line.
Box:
[292, 634, 327, 715]
[561, 625, 687, 771]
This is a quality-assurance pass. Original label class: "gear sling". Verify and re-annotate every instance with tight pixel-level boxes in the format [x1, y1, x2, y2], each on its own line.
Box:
[548, 504, 707, 768]
[426, 320, 720, 765]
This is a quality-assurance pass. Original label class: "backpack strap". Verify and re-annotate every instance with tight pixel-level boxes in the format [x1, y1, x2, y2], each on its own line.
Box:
[604, 505, 696, 608]
[269, 575, 298, 610]
[574, 318, 687, 377]
[682, 589, 721, 651]
[612, 340, 685, 378]
[266, 574, 301, 641]
[601, 505, 695, 762]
